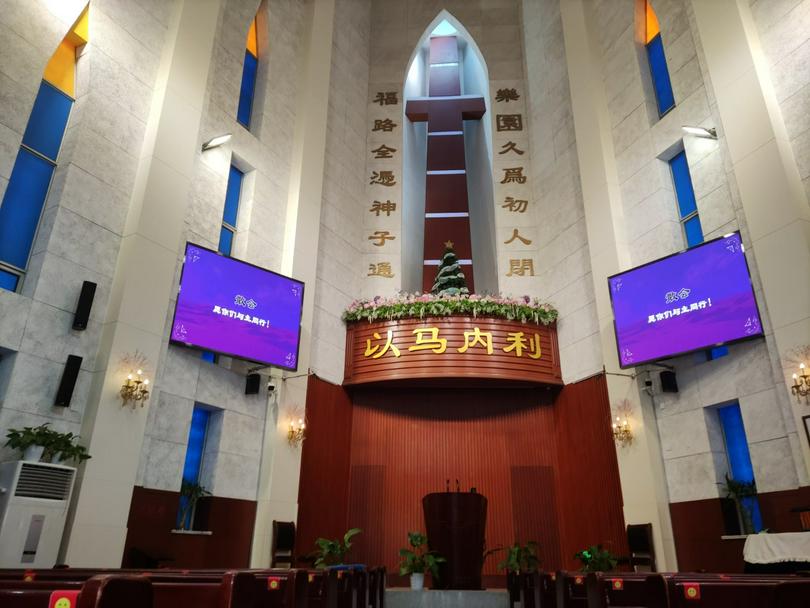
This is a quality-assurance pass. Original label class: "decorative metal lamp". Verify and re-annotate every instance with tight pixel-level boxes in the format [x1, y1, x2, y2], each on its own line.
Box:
[121, 369, 150, 408]
[612, 416, 633, 447]
[287, 418, 306, 447]
[792, 363, 809, 404]
[611, 399, 634, 448]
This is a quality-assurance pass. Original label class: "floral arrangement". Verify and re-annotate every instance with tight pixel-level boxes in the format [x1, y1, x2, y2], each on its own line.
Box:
[342, 293, 558, 325]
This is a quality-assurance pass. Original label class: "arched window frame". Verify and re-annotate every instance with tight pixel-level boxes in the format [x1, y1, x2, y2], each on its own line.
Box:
[0, 7, 88, 292]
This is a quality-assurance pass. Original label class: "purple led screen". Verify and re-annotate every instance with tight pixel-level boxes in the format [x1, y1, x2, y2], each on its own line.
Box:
[608, 233, 762, 368]
[171, 243, 304, 369]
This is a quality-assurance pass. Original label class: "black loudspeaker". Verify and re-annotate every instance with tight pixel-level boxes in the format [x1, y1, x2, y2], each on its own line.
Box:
[660, 370, 679, 393]
[55, 355, 83, 407]
[72, 281, 97, 330]
[245, 373, 261, 395]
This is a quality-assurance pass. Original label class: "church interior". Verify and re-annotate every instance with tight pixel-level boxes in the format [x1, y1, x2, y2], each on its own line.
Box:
[0, 0, 809, 606]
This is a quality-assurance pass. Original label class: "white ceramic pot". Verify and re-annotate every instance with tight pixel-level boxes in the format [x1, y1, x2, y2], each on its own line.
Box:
[410, 573, 425, 590]
[23, 445, 45, 462]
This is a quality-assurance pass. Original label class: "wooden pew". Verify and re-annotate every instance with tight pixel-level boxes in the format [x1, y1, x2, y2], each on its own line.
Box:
[556, 570, 587, 608]
[0, 566, 372, 608]
[0, 568, 307, 608]
[306, 570, 328, 608]
[646, 573, 810, 608]
[0, 575, 151, 608]
[519, 571, 556, 608]
[584, 572, 652, 608]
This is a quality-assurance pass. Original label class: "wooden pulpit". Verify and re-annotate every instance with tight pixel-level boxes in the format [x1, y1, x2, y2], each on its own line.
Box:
[422, 492, 487, 589]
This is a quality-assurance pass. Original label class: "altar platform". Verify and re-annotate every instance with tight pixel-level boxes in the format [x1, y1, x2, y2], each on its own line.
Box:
[386, 589, 510, 608]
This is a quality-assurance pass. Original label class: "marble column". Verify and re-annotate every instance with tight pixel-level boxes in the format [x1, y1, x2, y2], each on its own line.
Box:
[690, 0, 810, 481]
[250, 0, 336, 567]
[60, 0, 221, 566]
[560, 0, 678, 570]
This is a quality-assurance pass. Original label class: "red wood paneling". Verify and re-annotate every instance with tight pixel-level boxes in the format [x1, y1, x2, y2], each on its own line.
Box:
[425, 174, 469, 212]
[343, 318, 562, 387]
[346, 387, 558, 576]
[405, 98, 486, 131]
[429, 36, 459, 64]
[123, 487, 255, 568]
[427, 135, 466, 171]
[553, 376, 628, 566]
[295, 375, 354, 560]
[297, 375, 625, 579]
[424, 217, 473, 259]
[429, 65, 461, 96]
[670, 486, 810, 572]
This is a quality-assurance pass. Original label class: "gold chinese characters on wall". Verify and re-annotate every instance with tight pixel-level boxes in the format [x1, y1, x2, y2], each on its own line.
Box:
[344, 316, 561, 387]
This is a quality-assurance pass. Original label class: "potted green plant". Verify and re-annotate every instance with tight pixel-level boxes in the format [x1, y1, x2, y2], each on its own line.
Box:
[720, 473, 759, 534]
[48, 431, 91, 464]
[574, 545, 617, 572]
[497, 541, 540, 574]
[496, 541, 540, 603]
[398, 531, 446, 590]
[312, 528, 362, 569]
[177, 481, 211, 531]
[5, 424, 57, 462]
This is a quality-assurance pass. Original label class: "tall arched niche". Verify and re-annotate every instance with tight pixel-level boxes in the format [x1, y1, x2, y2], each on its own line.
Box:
[401, 11, 498, 294]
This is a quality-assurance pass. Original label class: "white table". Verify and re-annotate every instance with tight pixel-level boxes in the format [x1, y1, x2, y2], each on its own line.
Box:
[743, 532, 810, 564]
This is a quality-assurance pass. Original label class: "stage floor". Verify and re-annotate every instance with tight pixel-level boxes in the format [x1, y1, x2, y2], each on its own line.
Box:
[387, 589, 510, 608]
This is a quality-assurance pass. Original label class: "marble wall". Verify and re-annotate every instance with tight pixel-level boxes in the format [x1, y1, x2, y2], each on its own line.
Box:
[310, 0, 372, 385]
[0, 0, 808, 563]
[580, 0, 808, 503]
[138, 0, 310, 501]
[522, 0, 601, 382]
[0, 0, 175, 460]
[750, 0, 810, 205]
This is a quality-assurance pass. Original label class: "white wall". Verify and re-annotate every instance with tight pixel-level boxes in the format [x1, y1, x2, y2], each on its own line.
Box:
[0, 0, 175, 461]
[522, 0, 602, 383]
[309, 0, 372, 385]
[573, 0, 809, 503]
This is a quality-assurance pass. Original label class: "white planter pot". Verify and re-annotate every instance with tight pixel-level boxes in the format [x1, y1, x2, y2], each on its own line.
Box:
[23, 445, 45, 462]
[410, 573, 425, 590]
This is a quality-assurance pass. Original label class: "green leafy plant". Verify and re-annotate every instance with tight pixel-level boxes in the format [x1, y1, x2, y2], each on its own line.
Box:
[49, 431, 91, 463]
[342, 293, 558, 326]
[178, 481, 211, 531]
[398, 531, 446, 579]
[574, 545, 617, 572]
[497, 541, 540, 574]
[4, 424, 90, 463]
[5, 424, 54, 454]
[313, 528, 362, 569]
[720, 473, 758, 534]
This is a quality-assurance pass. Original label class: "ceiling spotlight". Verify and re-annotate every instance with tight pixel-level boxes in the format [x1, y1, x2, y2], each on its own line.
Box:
[201, 133, 232, 151]
[682, 126, 717, 139]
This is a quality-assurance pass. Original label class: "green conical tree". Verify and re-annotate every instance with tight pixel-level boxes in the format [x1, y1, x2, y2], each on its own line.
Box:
[430, 241, 470, 296]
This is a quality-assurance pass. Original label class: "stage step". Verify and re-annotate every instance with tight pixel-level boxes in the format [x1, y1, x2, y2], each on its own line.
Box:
[386, 589, 510, 608]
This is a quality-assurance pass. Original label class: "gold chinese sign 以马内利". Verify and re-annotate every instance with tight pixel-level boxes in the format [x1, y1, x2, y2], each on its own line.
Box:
[344, 316, 561, 387]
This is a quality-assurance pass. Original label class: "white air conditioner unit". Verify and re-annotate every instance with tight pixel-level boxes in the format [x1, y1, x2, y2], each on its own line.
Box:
[0, 461, 76, 568]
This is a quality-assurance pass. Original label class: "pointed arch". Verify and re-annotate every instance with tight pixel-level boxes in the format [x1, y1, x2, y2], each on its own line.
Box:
[401, 11, 498, 294]
[404, 10, 490, 100]
[0, 5, 88, 292]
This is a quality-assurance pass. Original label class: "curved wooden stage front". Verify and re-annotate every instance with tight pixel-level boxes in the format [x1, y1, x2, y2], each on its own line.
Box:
[343, 316, 562, 387]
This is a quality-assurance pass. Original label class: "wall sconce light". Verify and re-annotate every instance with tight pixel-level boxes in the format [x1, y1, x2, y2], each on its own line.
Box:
[682, 125, 717, 139]
[121, 369, 150, 408]
[287, 418, 306, 447]
[612, 416, 634, 447]
[611, 399, 634, 448]
[792, 363, 809, 404]
[201, 133, 232, 151]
